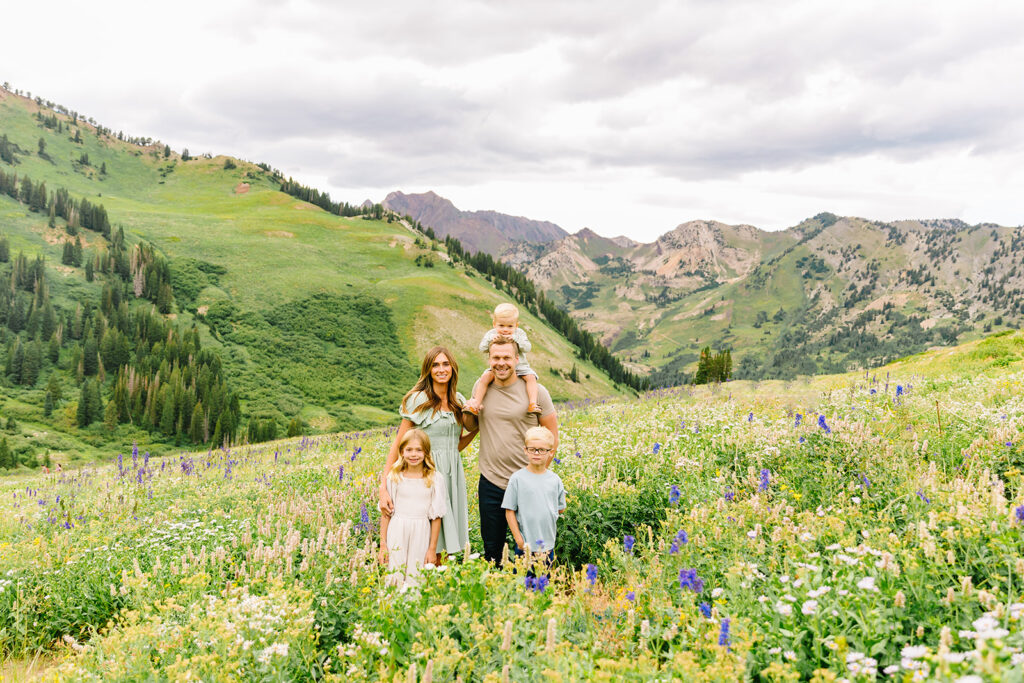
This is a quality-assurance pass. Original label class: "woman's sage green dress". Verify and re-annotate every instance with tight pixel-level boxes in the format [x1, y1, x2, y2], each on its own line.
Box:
[400, 391, 470, 555]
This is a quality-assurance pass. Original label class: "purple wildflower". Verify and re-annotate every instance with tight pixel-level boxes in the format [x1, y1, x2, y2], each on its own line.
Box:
[699, 601, 712, 618]
[794, 414, 802, 427]
[759, 468, 770, 492]
[724, 489, 735, 502]
[626, 590, 636, 602]
[1016, 505, 1024, 523]
[818, 414, 831, 434]
[860, 473, 871, 489]
[917, 489, 931, 504]
[718, 618, 731, 649]
[678, 568, 704, 593]
[896, 385, 904, 397]
[586, 563, 598, 585]
[669, 485, 681, 505]
[653, 443, 661, 454]
[525, 575, 549, 593]
[338, 465, 344, 482]
[623, 535, 635, 554]
[748, 412, 754, 422]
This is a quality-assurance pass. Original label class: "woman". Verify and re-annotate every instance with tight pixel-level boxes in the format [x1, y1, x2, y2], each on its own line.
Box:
[378, 346, 477, 558]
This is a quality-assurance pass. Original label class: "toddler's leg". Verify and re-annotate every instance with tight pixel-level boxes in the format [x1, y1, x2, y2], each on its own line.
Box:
[524, 373, 541, 415]
[465, 368, 494, 414]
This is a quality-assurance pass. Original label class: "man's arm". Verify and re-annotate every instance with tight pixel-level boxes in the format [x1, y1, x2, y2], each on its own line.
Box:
[539, 410, 559, 466]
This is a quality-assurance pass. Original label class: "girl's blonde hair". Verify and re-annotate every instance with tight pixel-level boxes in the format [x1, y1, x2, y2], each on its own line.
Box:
[389, 428, 437, 488]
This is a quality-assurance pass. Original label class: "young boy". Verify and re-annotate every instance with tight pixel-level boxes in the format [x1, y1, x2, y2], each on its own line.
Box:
[501, 426, 566, 568]
[464, 303, 541, 416]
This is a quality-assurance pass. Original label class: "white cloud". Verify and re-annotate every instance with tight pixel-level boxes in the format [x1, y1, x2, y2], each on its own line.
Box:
[2, 0, 1022, 242]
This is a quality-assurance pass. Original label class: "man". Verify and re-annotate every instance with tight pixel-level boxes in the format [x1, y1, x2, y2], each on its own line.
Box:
[475, 335, 559, 564]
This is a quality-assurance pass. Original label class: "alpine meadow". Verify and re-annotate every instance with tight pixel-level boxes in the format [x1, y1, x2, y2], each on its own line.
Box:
[2, 80, 1024, 683]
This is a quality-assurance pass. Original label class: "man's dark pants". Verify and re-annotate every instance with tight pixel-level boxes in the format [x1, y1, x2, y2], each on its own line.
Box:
[478, 475, 509, 565]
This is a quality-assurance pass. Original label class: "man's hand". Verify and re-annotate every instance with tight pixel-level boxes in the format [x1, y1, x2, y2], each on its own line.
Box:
[377, 547, 388, 565]
[424, 550, 438, 566]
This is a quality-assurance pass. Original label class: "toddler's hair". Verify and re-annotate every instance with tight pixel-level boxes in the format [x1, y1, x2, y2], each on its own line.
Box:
[390, 428, 437, 487]
[493, 303, 519, 321]
[524, 425, 555, 448]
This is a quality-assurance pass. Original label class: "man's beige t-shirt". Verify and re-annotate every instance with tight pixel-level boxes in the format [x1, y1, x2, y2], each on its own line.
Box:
[477, 379, 555, 489]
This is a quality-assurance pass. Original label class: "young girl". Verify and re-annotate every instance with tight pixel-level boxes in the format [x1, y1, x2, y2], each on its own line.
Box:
[464, 303, 541, 416]
[378, 429, 448, 586]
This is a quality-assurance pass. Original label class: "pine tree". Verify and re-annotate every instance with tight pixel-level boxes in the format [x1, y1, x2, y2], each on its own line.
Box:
[189, 401, 205, 443]
[103, 398, 119, 431]
[0, 437, 11, 469]
[694, 347, 711, 385]
[87, 379, 103, 424]
[76, 380, 91, 426]
[160, 387, 176, 435]
[43, 390, 54, 417]
[83, 336, 98, 375]
[47, 372, 63, 401]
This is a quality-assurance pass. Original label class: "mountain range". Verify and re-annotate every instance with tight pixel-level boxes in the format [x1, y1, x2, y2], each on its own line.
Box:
[386, 193, 1024, 383]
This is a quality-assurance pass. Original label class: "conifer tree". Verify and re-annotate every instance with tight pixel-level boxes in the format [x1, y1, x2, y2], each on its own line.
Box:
[46, 372, 62, 401]
[0, 437, 11, 469]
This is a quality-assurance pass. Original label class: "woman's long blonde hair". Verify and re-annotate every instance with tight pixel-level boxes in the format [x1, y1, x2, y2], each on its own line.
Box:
[388, 429, 437, 488]
[400, 346, 466, 427]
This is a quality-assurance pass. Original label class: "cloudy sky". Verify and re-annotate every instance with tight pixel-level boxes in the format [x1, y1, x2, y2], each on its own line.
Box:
[3, 1, 1023, 241]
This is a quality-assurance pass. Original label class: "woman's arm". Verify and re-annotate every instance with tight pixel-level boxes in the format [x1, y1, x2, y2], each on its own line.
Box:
[425, 518, 441, 566]
[378, 418, 414, 514]
[378, 513, 390, 565]
[458, 427, 478, 451]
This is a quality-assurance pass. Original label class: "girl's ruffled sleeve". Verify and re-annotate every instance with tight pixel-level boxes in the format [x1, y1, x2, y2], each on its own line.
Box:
[399, 391, 427, 425]
[385, 477, 398, 512]
[428, 476, 449, 520]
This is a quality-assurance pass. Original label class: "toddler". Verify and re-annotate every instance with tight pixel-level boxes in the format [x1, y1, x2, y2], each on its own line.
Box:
[465, 303, 540, 415]
[378, 429, 448, 586]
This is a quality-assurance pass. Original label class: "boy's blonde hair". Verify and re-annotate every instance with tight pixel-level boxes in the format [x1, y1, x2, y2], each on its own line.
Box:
[493, 303, 519, 322]
[389, 428, 437, 487]
[524, 426, 555, 448]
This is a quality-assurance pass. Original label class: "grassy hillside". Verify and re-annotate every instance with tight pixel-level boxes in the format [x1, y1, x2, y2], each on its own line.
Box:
[0, 88, 624, 465]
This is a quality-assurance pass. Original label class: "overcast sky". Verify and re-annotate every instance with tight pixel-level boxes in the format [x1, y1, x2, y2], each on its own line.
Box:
[3, 1, 1023, 241]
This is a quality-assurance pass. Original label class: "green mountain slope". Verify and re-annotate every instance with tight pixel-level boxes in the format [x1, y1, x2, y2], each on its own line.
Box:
[0, 88, 624, 465]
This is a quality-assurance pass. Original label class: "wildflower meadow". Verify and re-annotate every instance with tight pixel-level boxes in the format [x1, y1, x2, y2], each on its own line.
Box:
[1, 331, 1023, 681]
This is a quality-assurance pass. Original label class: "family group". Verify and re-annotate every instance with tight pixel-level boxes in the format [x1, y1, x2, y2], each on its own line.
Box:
[376, 304, 566, 586]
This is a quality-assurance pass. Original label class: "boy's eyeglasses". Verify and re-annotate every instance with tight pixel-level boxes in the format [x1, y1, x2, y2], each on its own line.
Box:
[525, 447, 552, 455]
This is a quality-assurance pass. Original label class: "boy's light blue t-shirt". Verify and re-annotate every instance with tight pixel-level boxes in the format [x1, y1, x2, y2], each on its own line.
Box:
[501, 468, 566, 553]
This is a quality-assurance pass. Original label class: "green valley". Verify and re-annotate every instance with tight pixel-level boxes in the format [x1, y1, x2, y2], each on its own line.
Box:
[0, 88, 625, 467]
